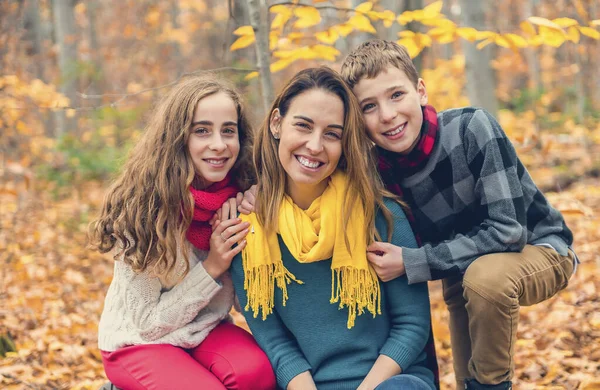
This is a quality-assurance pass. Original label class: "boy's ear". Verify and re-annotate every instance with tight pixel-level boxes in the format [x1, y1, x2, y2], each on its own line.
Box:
[269, 108, 282, 139]
[417, 78, 428, 106]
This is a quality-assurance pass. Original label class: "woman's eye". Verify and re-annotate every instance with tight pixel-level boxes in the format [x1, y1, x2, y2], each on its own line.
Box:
[325, 131, 342, 140]
[295, 122, 310, 130]
[391, 91, 404, 99]
[362, 103, 375, 112]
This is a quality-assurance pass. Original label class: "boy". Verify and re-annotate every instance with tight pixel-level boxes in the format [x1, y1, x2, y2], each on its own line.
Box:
[339, 40, 577, 390]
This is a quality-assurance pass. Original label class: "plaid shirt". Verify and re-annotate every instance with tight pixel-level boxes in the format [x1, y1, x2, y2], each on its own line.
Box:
[379, 107, 574, 284]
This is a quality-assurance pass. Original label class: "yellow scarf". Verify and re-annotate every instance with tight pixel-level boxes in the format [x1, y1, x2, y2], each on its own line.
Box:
[240, 171, 381, 328]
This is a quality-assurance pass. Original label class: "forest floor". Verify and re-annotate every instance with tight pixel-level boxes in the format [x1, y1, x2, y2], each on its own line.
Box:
[1, 139, 599, 389]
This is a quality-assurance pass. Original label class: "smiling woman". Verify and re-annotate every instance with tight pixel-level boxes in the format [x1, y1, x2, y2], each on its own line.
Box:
[230, 67, 436, 390]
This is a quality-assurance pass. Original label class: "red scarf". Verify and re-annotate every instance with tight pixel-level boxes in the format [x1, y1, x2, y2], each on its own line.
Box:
[377, 104, 439, 246]
[186, 176, 239, 251]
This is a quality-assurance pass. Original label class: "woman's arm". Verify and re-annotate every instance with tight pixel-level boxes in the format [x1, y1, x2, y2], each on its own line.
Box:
[230, 253, 313, 390]
[359, 201, 431, 388]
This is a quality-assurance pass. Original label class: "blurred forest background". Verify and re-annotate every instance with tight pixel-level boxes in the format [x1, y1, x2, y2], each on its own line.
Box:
[1, 0, 600, 389]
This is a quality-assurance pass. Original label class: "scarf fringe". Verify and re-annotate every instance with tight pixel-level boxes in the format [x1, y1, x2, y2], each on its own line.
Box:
[242, 250, 303, 320]
[330, 266, 382, 329]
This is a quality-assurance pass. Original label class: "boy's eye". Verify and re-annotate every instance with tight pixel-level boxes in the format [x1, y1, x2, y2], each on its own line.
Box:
[362, 103, 375, 112]
[391, 91, 404, 99]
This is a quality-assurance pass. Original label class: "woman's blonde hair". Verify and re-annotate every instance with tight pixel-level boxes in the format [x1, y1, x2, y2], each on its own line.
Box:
[89, 75, 253, 278]
[253, 66, 396, 245]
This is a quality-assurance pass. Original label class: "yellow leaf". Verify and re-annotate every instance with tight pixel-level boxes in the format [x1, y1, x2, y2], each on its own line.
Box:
[294, 6, 321, 28]
[315, 29, 340, 45]
[578, 26, 600, 39]
[552, 17, 578, 27]
[520, 21, 537, 36]
[475, 30, 497, 40]
[476, 38, 494, 50]
[230, 34, 255, 51]
[312, 44, 341, 61]
[397, 38, 421, 58]
[354, 1, 373, 13]
[333, 23, 354, 37]
[592, 20, 600, 27]
[567, 26, 580, 43]
[397, 11, 413, 25]
[374, 10, 396, 27]
[233, 25, 254, 36]
[270, 5, 292, 30]
[398, 30, 415, 38]
[422, 1, 443, 19]
[244, 71, 259, 80]
[456, 27, 478, 42]
[528, 16, 563, 31]
[503, 33, 528, 48]
[348, 13, 376, 34]
[270, 59, 294, 73]
[539, 26, 566, 47]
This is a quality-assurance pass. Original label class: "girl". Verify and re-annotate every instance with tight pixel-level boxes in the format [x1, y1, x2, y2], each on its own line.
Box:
[89, 76, 276, 390]
[230, 67, 435, 390]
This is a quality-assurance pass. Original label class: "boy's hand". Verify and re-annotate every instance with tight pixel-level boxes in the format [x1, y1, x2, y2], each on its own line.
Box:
[210, 194, 244, 227]
[237, 185, 257, 215]
[367, 242, 406, 282]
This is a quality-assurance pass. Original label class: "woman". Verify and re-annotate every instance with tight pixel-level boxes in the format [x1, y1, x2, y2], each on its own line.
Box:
[89, 76, 275, 390]
[230, 67, 434, 390]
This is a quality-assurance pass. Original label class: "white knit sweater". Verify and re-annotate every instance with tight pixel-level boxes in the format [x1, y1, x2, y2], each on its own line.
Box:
[98, 244, 234, 351]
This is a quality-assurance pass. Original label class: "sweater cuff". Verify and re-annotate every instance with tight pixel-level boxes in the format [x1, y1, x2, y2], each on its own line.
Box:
[379, 342, 418, 373]
[276, 358, 312, 389]
[185, 262, 222, 299]
[402, 248, 432, 284]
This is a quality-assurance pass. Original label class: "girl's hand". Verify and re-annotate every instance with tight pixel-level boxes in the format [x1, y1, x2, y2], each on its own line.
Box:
[203, 218, 249, 280]
[366, 242, 406, 282]
[238, 185, 257, 215]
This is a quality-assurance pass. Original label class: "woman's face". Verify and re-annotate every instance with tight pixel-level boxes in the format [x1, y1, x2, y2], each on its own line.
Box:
[187, 91, 240, 188]
[271, 88, 344, 207]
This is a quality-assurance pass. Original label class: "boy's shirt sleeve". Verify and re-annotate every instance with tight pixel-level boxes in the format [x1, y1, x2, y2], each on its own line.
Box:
[230, 253, 312, 389]
[402, 109, 528, 284]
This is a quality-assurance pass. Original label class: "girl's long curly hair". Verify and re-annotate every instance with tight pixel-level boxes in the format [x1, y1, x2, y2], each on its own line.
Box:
[89, 75, 254, 279]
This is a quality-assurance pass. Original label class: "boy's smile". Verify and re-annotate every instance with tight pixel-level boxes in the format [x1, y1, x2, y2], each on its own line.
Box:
[352, 66, 428, 154]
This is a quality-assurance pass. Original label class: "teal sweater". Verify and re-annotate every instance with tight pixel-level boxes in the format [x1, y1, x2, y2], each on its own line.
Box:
[230, 200, 434, 390]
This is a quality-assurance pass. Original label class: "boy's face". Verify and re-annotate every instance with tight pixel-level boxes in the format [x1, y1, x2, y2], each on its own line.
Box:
[352, 66, 428, 155]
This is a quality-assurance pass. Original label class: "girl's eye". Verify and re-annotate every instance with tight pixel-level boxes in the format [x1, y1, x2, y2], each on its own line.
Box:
[391, 91, 404, 99]
[362, 103, 375, 112]
[222, 128, 237, 135]
[194, 127, 209, 134]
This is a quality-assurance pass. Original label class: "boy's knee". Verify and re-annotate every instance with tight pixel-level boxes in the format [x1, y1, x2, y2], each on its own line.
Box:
[463, 254, 519, 309]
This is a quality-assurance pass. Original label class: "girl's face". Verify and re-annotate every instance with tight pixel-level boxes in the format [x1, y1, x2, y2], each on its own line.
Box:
[188, 92, 240, 188]
[270, 88, 344, 207]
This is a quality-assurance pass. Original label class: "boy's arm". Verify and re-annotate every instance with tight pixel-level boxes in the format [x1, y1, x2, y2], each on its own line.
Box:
[403, 108, 529, 284]
[230, 253, 313, 389]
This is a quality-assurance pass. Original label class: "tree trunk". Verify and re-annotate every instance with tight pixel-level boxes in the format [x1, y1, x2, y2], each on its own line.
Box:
[23, 0, 44, 79]
[458, 0, 498, 116]
[523, 0, 541, 93]
[228, 0, 251, 65]
[52, 0, 78, 137]
[405, 0, 424, 73]
[86, 0, 104, 108]
[246, 0, 273, 114]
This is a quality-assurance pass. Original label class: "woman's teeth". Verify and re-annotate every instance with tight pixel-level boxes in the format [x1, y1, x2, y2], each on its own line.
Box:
[297, 156, 321, 168]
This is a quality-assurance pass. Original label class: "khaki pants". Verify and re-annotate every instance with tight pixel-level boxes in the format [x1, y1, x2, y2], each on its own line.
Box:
[442, 245, 575, 388]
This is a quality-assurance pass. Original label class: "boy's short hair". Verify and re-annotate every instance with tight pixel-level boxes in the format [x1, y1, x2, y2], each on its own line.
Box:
[340, 39, 419, 89]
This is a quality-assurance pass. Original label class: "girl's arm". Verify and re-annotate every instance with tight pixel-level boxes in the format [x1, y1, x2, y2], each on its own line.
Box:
[359, 201, 431, 389]
[121, 251, 223, 342]
[230, 253, 313, 390]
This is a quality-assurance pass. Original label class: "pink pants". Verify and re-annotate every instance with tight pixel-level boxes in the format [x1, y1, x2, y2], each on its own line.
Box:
[101, 322, 276, 390]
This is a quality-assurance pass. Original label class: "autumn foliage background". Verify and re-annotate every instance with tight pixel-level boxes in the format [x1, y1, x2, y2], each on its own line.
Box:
[1, 0, 600, 389]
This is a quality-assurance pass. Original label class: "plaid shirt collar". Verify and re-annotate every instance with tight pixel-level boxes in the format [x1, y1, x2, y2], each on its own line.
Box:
[377, 105, 439, 179]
